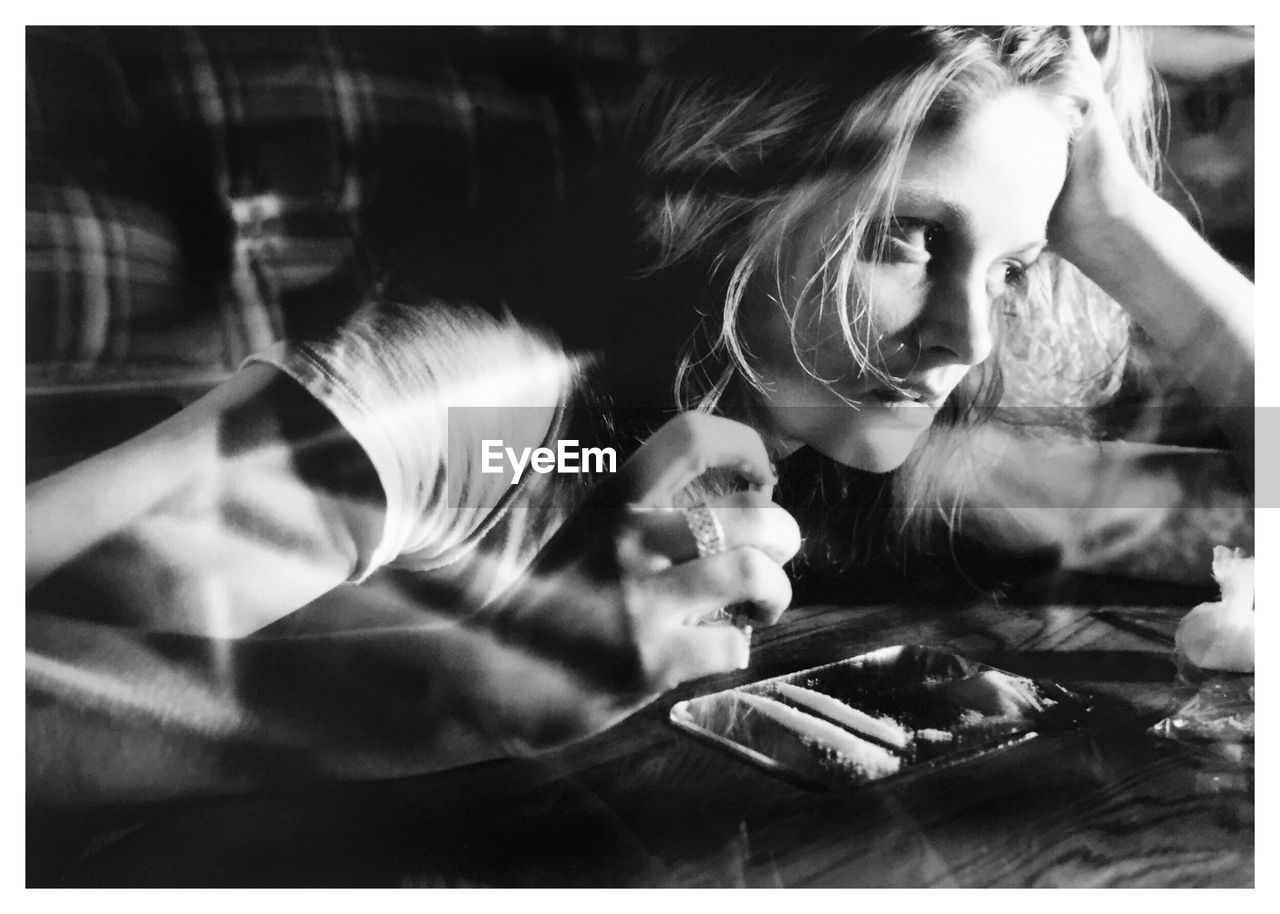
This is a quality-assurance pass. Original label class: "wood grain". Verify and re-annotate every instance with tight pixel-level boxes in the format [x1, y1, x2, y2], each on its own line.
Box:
[32, 576, 1253, 887]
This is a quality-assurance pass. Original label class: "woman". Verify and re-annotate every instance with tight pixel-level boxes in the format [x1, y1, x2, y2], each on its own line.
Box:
[26, 27, 1253, 805]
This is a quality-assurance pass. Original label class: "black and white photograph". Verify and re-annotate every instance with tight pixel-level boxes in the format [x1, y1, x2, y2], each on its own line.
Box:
[23, 20, 1257, 889]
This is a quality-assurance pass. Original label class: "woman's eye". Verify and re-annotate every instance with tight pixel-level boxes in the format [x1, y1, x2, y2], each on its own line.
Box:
[878, 219, 937, 264]
[891, 219, 934, 246]
[1000, 260, 1033, 294]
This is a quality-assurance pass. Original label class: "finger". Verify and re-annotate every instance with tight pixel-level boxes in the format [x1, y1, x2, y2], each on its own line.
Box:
[1064, 24, 1090, 53]
[638, 546, 793, 627]
[624, 489, 801, 565]
[1063, 25, 1108, 106]
[640, 624, 751, 690]
[620, 413, 776, 507]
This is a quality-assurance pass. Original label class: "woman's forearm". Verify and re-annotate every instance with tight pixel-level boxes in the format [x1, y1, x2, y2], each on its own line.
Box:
[1065, 186, 1254, 470]
[26, 364, 385, 635]
[26, 380, 224, 591]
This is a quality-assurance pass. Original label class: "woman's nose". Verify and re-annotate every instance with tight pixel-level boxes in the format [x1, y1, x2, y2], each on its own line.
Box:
[916, 269, 996, 367]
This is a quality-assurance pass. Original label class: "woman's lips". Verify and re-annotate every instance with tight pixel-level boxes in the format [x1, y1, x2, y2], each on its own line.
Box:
[868, 387, 944, 408]
[864, 387, 943, 425]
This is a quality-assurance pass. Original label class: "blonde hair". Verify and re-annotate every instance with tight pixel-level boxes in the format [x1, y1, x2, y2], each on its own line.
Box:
[631, 26, 1164, 566]
[634, 26, 1160, 415]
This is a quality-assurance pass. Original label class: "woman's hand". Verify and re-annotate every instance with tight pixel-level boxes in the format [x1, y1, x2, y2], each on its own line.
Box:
[1045, 26, 1253, 475]
[1047, 26, 1151, 267]
[468, 412, 801, 752]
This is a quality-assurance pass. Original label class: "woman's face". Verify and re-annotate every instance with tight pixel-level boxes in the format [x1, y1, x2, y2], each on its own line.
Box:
[749, 89, 1071, 471]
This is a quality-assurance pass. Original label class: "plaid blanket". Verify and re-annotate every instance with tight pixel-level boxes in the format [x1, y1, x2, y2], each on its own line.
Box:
[27, 25, 653, 392]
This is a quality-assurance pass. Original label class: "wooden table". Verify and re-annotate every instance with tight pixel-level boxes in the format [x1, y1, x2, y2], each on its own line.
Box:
[29, 576, 1254, 887]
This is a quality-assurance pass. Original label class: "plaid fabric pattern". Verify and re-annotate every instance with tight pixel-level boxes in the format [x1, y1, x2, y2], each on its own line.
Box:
[28, 26, 650, 392]
[112, 26, 645, 342]
[26, 26, 199, 377]
[113, 26, 644, 214]
[26, 179, 188, 366]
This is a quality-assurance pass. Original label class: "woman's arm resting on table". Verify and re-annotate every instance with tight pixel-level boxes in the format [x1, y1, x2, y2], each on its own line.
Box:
[26, 363, 383, 635]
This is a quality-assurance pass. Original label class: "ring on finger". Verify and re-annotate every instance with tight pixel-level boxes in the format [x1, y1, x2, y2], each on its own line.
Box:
[695, 606, 753, 639]
[702, 606, 733, 624]
[682, 500, 726, 558]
